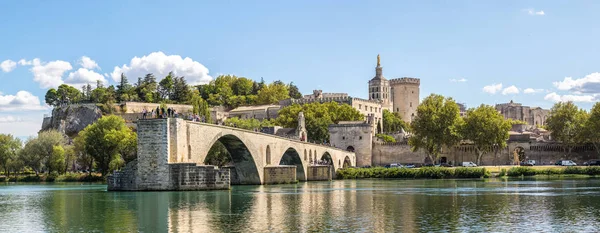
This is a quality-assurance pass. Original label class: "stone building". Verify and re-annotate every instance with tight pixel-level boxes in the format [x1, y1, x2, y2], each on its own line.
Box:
[228, 104, 281, 120]
[495, 100, 550, 126]
[328, 117, 375, 167]
[368, 54, 420, 122]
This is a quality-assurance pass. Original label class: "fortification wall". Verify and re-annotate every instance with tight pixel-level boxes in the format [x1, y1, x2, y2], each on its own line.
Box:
[370, 141, 599, 166]
[372, 142, 427, 166]
[329, 124, 372, 167]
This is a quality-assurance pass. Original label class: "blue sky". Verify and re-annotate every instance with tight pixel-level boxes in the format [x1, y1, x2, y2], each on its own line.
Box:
[1, 1, 600, 138]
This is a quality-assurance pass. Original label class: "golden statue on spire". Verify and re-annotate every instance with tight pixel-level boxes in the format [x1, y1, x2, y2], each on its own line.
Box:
[377, 54, 381, 67]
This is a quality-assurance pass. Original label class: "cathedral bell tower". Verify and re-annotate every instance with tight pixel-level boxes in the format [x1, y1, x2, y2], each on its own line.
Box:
[368, 54, 392, 111]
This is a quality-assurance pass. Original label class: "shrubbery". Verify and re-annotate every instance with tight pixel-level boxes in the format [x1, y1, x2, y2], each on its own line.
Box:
[336, 167, 490, 179]
[503, 166, 600, 177]
[0, 173, 104, 182]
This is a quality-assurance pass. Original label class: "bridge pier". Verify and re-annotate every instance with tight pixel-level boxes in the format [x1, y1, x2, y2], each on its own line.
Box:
[306, 165, 333, 181]
[263, 165, 297, 184]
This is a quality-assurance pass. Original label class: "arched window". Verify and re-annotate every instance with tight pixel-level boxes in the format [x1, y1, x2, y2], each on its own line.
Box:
[304, 149, 307, 161]
[309, 150, 312, 162]
[266, 145, 271, 165]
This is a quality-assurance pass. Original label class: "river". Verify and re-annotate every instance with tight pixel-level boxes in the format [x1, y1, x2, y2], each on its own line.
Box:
[1, 178, 600, 232]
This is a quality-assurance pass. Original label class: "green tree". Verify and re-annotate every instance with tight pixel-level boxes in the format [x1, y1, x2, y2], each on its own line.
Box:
[74, 132, 94, 174]
[462, 104, 511, 165]
[204, 141, 232, 167]
[0, 134, 22, 177]
[409, 94, 463, 164]
[585, 102, 600, 155]
[546, 101, 588, 156]
[116, 73, 133, 102]
[252, 78, 266, 95]
[45, 88, 60, 107]
[225, 117, 261, 130]
[20, 130, 65, 175]
[382, 109, 408, 133]
[191, 93, 211, 122]
[288, 82, 302, 99]
[232, 77, 254, 96]
[158, 72, 175, 101]
[136, 74, 158, 103]
[80, 115, 137, 176]
[257, 82, 290, 105]
[172, 76, 191, 103]
[50, 145, 66, 174]
[276, 102, 363, 142]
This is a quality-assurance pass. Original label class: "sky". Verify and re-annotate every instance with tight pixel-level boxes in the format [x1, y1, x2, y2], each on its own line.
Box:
[1, 1, 600, 138]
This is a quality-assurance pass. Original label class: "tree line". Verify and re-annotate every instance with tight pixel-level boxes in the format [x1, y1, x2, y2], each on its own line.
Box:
[409, 94, 600, 165]
[0, 115, 136, 178]
[44, 73, 303, 110]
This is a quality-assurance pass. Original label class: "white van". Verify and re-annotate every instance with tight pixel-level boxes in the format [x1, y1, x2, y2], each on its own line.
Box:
[559, 160, 577, 166]
[462, 162, 477, 167]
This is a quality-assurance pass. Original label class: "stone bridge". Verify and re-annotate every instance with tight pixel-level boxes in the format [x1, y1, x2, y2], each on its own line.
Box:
[134, 118, 355, 187]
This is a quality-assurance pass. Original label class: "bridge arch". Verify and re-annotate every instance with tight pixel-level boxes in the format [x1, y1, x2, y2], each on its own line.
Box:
[346, 146, 355, 152]
[343, 156, 352, 168]
[205, 134, 261, 185]
[320, 151, 336, 178]
[279, 147, 306, 181]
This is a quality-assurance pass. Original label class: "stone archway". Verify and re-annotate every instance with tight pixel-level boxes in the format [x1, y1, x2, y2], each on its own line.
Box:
[321, 152, 336, 178]
[204, 134, 261, 185]
[343, 156, 352, 168]
[279, 148, 306, 181]
[266, 145, 271, 165]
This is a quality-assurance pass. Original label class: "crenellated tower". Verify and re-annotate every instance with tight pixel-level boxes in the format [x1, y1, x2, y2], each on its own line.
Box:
[389, 77, 420, 122]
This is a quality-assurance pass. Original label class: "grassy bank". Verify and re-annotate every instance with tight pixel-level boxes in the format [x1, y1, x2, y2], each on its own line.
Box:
[500, 166, 600, 177]
[336, 167, 491, 179]
[0, 173, 104, 183]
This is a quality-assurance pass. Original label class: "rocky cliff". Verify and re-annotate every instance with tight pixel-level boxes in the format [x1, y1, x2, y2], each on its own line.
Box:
[41, 104, 103, 137]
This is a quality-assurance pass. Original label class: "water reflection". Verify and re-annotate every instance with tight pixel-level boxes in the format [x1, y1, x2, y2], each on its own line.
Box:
[2, 179, 600, 232]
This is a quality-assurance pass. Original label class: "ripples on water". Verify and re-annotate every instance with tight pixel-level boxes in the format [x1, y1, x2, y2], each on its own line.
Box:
[1, 179, 600, 232]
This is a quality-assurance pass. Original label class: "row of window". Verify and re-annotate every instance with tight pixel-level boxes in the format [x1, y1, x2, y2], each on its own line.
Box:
[358, 104, 382, 113]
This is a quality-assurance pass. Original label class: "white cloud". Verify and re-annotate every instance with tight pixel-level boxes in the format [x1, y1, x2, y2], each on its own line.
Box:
[79, 56, 100, 70]
[523, 88, 544, 94]
[502, 85, 520, 95]
[18, 59, 32, 66]
[483, 83, 503, 94]
[65, 68, 107, 87]
[450, 78, 467, 83]
[553, 73, 600, 93]
[0, 113, 43, 138]
[0, 116, 22, 123]
[20, 58, 73, 89]
[111, 51, 213, 85]
[527, 9, 545, 16]
[1, 60, 17, 72]
[544, 92, 595, 103]
[0, 91, 48, 111]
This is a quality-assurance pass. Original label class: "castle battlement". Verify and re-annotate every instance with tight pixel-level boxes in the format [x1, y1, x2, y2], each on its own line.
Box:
[350, 97, 384, 105]
[389, 77, 420, 85]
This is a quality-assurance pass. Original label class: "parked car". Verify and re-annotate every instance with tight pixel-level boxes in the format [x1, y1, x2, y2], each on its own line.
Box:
[520, 162, 533, 166]
[527, 160, 536, 166]
[584, 160, 600, 166]
[438, 163, 453, 167]
[462, 162, 477, 167]
[555, 160, 577, 166]
[384, 163, 402, 168]
[404, 164, 416, 168]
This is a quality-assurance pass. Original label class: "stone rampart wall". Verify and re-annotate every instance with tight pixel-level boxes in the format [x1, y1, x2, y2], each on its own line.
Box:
[264, 166, 297, 184]
[370, 141, 600, 166]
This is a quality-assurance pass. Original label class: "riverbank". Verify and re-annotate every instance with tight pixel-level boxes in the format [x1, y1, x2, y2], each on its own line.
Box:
[0, 173, 104, 182]
[336, 166, 600, 179]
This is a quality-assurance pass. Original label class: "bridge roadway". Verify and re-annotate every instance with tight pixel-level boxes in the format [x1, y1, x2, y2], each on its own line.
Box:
[138, 118, 356, 185]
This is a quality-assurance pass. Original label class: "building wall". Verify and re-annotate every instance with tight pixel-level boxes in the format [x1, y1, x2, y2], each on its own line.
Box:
[328, 123, 373, 167]
[390, 78, 420, 122]
[350, 99, 384, 132]
[495, 102, 550, 126]
[371, 142, 427, 166]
